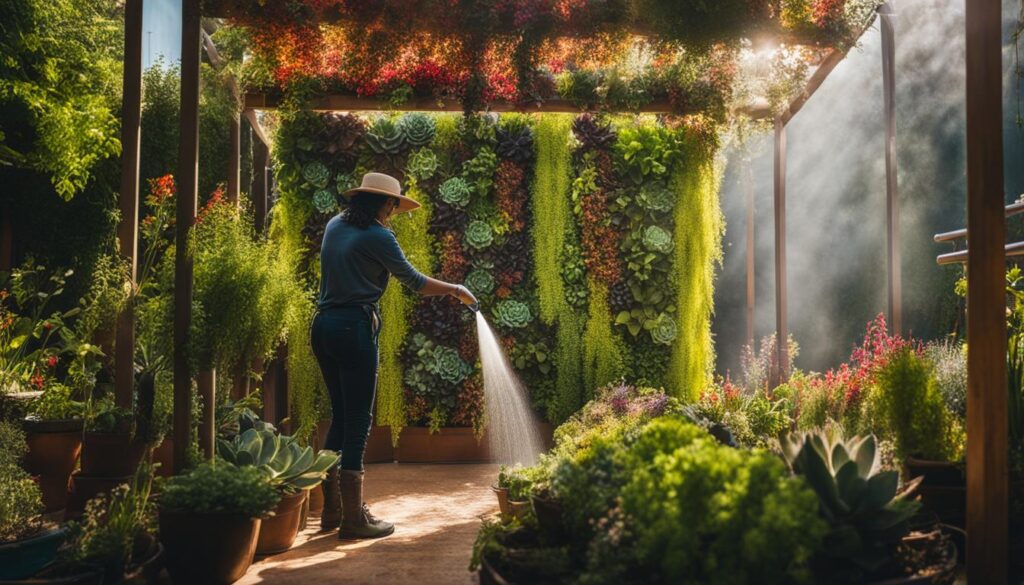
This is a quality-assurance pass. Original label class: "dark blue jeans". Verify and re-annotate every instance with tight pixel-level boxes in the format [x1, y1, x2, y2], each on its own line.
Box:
[310, 306, 379, 471]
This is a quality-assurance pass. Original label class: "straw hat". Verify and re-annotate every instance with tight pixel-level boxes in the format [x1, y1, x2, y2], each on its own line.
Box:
[342, 172, 421, 214]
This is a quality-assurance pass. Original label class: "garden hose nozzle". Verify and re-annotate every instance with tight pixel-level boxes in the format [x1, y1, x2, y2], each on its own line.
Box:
[468, 302, 480, 313]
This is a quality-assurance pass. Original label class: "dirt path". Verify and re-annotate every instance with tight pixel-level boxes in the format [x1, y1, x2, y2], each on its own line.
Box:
[237, 463, 498, 585]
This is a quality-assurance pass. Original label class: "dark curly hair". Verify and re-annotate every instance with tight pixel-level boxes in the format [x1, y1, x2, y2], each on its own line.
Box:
[342, 192, 394, 229]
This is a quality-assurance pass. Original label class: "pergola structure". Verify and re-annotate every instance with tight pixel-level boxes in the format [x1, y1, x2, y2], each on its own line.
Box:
[111, 1, 1008, 581]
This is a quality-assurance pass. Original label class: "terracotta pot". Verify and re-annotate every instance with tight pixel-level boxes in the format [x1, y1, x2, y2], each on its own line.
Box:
[479, 556, 513, 585]
[79, 432, 142, 477]
[152, 437, 174, 477]
[22, 418, 83, 512]
[0, 526, 68, 580]
[65, 472, 132, 520]
[363, 425, 394, 463]
[395, 426, 491, 463]
[866, 529, 958, 584]
[905, 458, 965, 528]
[122, 533, 164, 585]
[159, 509, 260, 585]
[508, 499, 530, 522]
[531, 494, 565, 538]
[255, 491, 307, 555]
[492, 485, 511, 517]
[307, 484, 325, 517]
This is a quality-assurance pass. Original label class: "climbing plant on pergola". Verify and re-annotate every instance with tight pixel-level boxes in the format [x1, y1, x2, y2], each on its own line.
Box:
[110, 1, 1009, 582]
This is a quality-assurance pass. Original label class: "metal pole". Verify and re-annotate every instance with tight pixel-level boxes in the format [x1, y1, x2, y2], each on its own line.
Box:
[115, 0, 144, 410]
[227, 114, 241, 205]
[965, 0, 1008, 580]
[880, 2, 902, 335]
[745, 162, 755, 349]
[174, 0, 202, 472]
[773, 117, 789, 384]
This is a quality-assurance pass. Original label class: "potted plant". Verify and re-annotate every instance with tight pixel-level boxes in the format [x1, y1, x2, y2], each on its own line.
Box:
[0, 422, 67, 580]
[217, 423, 338, 554]
[782, 428, 957, 584]
[23, 383, 86, 512]
[157, 462, 278, 585]
[493, 466, 535, 522]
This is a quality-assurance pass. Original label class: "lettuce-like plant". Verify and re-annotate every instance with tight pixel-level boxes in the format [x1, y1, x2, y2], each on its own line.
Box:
[641, 225, 673, 253]
[407, 148, 439, 181]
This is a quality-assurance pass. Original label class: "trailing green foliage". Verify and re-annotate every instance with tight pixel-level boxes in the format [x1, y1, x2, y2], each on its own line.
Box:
[531, 115, 574, 325]
[285, 293, 328, 445]
[582, 283, 626, 392]
[668, 137, 723, 400]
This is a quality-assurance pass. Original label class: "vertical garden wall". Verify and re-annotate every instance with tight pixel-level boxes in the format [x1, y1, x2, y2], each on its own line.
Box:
[271, 110, 723, 437]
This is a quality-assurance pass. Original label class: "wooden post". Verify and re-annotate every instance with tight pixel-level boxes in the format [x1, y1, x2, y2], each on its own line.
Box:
[114, 0, 144, 410]
[174, 0, 202, 472]
[880, 2, 902, 336]
[227, 114, 241, 205]
[965, 0, 1008, 580]
[252, 140, 268, 234]
[773, 117, 789, 384]
[745, 162, 755, 349]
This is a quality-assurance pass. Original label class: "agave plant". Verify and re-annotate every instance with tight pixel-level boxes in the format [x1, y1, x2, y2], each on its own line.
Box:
[217, 424, 339, 494]
[781, 428, 922, 582]
[365, 117, 408, 155]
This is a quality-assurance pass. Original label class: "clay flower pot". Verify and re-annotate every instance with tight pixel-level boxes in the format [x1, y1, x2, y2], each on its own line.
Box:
[159, 510, 261, 585]
[65, 472, 132, 520]
[530, 494, 565, 539]
[22, 418, 83, 512]
[507, 499, 530, 522]
[905, 457, 965, 528]
[79, 432, 142, 477]
[491, 485, 511, 516]
[255, 491, 307, 555]
[307, 484, 324, 517]
[0, 526, 68, 580]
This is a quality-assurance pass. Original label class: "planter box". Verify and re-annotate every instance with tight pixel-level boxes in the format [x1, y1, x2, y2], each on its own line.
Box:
[395, 427, 490, 463]
[314, 419, 394, 463]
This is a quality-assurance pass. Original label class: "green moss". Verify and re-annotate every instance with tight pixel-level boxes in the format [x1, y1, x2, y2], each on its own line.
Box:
[583, 283, 626, 393]
[668, 136, 723, 401]
[531, 115, 574, 325]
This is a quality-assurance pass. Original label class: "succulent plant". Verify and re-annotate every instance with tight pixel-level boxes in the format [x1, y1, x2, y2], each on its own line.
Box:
[650, 313, 677, 345]
[426, 344, 472, 384]
[465, 269, 496, 296]
[439, 177, 473, 208]
[319, 113, 366, 163]
[572, 114, 616, 151]
[781, 429, 922, 582]
[407, 148, 439, 181]
[313, 189, 339, 214]
[636, 182, 675, 213]
[398, 113, 437, 147]
[365, 117, 408, 155]
[217, 424, 340, 494]
[335, 173, 358, 194]
[496, 125, 534, 163]
[462, 148, 498, 195]
[641, 225, 673, 254]
[302, 161, 332, 189]
[464, 220, 494, 250]
[607, 280, 634, 314]
[494, 299, 532, 329]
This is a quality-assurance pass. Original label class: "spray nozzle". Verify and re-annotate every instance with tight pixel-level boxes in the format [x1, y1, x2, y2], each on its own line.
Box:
[468, 302, 480, 313]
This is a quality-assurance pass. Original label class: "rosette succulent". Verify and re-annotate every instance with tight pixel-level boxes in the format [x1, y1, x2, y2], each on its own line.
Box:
[319, 113, 366, 162]
[426, 345, 472, 384]
[464, 220, 494, 250]
[335, 173, 358, 194]
[313, 189, 339, 214]
[407, 148, 439, 181]
[636, 182, 674, 213]
[572, 114, 616, 150]
[465, 269, 496, 296]
[650, 313, 677, 345]
[302, 161, 331, 189]
[439, 177, 473, 208]
[496, 125, 534, 163]
[365, 117, 408, 155]
[494, 299, 532, 329]
[398, 113, 437, 147]
[642, 225, 673, 254]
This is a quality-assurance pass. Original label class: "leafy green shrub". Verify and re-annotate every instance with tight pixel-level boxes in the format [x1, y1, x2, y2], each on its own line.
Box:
[159, 462, 279, 518]
[0, 421, 28, 468]
[871, 348, 963, 462]
[29, 383, 85, 420]
[0, 463, 43, 543]
[925, 341, 967, 419]
[497, 465, 544, 501]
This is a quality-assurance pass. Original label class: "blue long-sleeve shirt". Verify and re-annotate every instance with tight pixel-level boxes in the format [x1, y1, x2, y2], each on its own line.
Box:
[317, 216, 426, 310]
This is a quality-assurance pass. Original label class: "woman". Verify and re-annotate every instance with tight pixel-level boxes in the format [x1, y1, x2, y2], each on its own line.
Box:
[312, 172, 477, 540]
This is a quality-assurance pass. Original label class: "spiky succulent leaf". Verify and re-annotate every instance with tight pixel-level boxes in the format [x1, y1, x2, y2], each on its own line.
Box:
[398, 113, 436, 147]
[366, 118, 408, 155]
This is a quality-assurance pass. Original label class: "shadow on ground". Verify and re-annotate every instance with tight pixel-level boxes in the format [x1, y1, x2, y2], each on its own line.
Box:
[237, 463, 499, 585]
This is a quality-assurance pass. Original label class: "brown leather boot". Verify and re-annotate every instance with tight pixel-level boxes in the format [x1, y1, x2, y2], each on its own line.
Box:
[338, 469, 394, 539]
[320, 466, 341, 531]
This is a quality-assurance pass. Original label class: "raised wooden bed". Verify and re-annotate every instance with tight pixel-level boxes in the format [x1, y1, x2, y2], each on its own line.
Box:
[395, 423, 555, 464]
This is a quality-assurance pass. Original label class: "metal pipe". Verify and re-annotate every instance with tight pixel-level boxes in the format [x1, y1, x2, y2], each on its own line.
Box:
[937, 240, 1024, 266]
[934, 199, 1024, 242]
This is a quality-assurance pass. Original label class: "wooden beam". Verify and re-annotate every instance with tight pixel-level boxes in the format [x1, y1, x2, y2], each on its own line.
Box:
[773, 117, 789, 384]
[174, 0, 202, 472]
[879, 3, 901, 335]
[745, 162, 755, 349]
[227, 114, 240, 204]
[115, 0, 144, 410]
[964, 0, 1008, 580]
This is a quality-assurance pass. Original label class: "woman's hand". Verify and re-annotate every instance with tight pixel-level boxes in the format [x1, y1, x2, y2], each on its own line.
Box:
[452, 284, 478, 307]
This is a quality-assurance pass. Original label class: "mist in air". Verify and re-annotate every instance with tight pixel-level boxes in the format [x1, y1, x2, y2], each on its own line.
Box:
[714, 0, 1024, 375]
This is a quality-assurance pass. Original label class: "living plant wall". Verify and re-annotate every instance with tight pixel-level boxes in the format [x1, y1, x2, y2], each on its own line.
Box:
[272, 110, 723, 439]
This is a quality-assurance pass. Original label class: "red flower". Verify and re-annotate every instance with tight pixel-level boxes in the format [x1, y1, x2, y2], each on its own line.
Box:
[42, 322, 53, 331]
[46, 356, 58, 368]
[30, 373, 45, 389]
